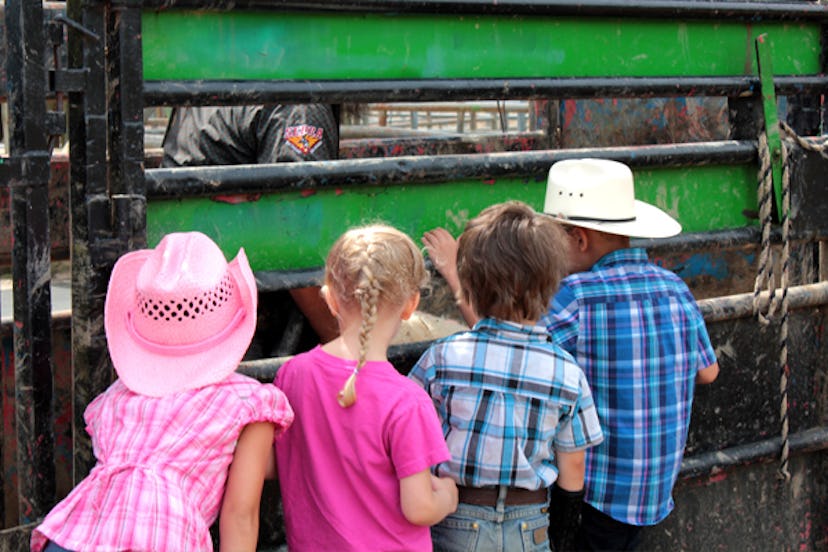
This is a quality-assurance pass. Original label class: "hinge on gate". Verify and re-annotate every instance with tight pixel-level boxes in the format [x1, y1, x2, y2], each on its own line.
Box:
[47, 14, 98, 96]
[51, 68, 89, 94]
[52, 14, 100, 42]
[44, 15, 100, 142]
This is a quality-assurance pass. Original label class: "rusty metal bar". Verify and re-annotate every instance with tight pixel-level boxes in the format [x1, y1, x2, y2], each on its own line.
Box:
[238, 280, 828, 382]
[0, 521, 39, 549]
[698, 281, 828, 323]
[146, 140, 757, 198]
[238, 339, 430, 382]
[680, 426, 828, 479]
[253, 227, 792, 295]
[253, 227, 774, 294]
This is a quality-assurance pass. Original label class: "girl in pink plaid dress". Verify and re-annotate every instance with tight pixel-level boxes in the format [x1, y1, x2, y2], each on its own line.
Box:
[31, 232, 294, 552]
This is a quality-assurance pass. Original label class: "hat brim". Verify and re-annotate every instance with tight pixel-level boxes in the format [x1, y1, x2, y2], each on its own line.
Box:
[104, 247, 258, 397]
[547, 200, 682, 239]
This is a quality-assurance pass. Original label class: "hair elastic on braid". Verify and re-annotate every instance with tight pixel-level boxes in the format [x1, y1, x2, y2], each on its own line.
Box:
[337, 366, 360, 407]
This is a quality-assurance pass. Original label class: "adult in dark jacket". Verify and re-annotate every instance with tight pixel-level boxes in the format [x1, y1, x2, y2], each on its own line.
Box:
[162, 104, 341, 352]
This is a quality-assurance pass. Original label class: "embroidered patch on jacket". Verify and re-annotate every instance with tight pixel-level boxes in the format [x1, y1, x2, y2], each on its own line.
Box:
[284, 124, 325, 155]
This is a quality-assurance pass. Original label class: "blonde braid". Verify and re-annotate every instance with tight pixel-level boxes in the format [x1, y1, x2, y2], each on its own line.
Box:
[337, 246, 381, 407]
[331, 225, 427, 408]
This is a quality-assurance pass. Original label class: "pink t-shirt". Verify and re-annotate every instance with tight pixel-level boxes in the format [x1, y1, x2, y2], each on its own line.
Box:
[31, 373, 294, 552]
[275, 346, 450, 552]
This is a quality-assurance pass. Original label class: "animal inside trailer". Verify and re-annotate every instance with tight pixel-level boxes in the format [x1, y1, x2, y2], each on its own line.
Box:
[1, 0, 828, 550]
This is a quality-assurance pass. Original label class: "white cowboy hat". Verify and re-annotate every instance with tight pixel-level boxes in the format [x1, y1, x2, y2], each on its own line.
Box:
[104, 231, 257, 397]
[543, 158, 681, 239]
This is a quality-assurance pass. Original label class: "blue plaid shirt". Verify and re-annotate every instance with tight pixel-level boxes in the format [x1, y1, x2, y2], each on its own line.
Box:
[409, 318, 603, 491]
[540, 248, 717, 525]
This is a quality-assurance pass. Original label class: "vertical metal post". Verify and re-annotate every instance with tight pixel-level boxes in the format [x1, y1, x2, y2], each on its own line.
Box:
[67, 0, 114, 482]
[67, 0, 145, 484]
[755, 33, 784, 222]
[533, 100, 559, 149]
[109, 0, 146, 252]
[820, 23, 828, 134]
[4, 0, 56, 522]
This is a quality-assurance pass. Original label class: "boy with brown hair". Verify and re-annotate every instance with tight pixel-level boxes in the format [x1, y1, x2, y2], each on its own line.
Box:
[410, 200, 603, 552]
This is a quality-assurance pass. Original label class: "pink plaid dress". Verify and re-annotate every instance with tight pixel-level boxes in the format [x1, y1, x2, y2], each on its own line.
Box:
[31, 373, 294, 552]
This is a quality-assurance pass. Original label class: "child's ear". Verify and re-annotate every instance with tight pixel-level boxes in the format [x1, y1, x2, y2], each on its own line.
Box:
[321, 285, 339, 317]
[401, 292, 420, 321]
[572, 226, 589, 252]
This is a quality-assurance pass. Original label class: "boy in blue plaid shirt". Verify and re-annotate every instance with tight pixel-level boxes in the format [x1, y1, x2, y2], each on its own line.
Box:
[540, 158, 720, 550]
[410, 200, 603, 552]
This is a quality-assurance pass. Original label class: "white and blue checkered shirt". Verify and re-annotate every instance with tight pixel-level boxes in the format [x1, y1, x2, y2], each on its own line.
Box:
[409, 317, 603, 491]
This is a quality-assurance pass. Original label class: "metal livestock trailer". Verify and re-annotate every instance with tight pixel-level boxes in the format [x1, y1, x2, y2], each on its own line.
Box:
[2, 0, 828, 549]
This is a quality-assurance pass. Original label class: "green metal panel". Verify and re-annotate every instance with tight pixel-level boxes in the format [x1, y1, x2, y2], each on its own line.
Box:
[147, 164, 757, 273]
[142, 11, 821, 81]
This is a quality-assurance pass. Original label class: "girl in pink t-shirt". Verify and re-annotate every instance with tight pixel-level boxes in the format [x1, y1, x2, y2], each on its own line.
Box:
[31, 232, 294, 552]
[275, 224, 458, 551]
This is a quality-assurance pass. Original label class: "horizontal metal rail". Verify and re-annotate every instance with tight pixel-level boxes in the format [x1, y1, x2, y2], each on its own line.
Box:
[238, 280, 828, 380]
[679, 426, 828, 479]
[639, 227, 766, 255]
[146, 140, 757, 198]
[252, 226, 781, 292]
[139, 0, 828, 20]
[143, 140, 778, 272]
[700, 281, 828, 323]
[143, 76, 828, 106]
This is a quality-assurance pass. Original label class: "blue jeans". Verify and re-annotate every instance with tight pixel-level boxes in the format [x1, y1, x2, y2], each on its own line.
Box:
[44, 543, 74, 552]
[431, 494, 549, 552]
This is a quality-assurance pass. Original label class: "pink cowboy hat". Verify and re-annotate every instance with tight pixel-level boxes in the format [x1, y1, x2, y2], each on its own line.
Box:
[104, 231, 258, 397]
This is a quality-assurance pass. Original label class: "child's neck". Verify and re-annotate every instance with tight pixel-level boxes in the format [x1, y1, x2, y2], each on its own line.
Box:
[491, 315, 539, 326]
[322, 310, 402, 364]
